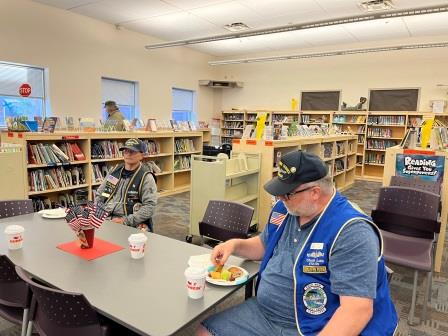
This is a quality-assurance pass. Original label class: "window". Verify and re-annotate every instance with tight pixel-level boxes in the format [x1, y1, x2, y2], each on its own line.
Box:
[172, 88, 196, 122]
[102, 78, 138, 120]
[0, 62, 46, 127]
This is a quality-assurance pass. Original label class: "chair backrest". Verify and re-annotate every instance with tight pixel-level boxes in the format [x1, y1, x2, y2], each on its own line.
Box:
[199, 200, 254, 241]
[0, 200, 33, 219]
[15, 266, 104, 336]
[390, 175, 441, 195]
[372, 186, 440, 238]
[0, 255, 30, 308]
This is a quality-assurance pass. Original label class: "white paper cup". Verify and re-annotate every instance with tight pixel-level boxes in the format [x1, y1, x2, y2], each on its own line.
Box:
[128, 233, 148, 259]
[4, 225, 25, 250]
[184, 267, 207, 299]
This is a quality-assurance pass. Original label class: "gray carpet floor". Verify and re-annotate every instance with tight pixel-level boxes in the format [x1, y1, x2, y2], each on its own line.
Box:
[2, 181, 448, 336]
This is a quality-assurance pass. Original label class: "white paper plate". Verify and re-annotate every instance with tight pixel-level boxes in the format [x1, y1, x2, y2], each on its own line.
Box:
[205, 265, 249, 286]
[40, 209, 66, 219]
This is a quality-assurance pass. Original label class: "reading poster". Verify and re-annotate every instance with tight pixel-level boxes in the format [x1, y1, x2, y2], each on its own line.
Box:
[396, 154, 445, 183]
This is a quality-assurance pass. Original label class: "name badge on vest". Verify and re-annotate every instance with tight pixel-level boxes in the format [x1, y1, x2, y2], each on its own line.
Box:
[101, 174, 120, 198]
[303, 243, 328, 273]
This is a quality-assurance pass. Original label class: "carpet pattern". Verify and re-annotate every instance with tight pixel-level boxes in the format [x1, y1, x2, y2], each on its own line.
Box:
[1, 181, 447, 336]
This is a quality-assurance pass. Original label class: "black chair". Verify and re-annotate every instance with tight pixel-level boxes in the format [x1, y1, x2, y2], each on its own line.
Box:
[0, 256, 32, 336]
[371, 186, 440, 325]
[390, 175, 441, 195]
[0, 200, 33, 219]
[15, 266, 113, 336]
[199, 200, 254, 244]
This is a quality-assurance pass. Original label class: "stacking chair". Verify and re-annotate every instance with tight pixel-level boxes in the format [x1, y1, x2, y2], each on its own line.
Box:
[199, 200, 254, 245]
[371, 186, 440, 325]
[0, 255, 32, 336]
[0, 200, 34, 219]
[15, 266, 112, 336]
[390, 175, 441, 195]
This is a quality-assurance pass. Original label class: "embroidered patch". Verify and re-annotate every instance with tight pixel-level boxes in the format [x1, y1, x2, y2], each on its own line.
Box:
[270, 212, 286, 225]
[303, 283, 327, 315]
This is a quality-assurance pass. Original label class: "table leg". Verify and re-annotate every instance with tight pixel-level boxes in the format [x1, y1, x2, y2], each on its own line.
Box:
[245, 278, 254, 300]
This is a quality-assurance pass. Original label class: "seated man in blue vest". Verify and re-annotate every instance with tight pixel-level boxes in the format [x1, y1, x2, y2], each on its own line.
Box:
[198, 150, 397, 336]
[95, 138, 157, 232]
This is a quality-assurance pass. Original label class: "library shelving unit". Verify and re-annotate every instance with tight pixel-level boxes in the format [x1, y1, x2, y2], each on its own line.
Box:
[245, 110, 270, 127]
[232, 134, 357, 230]
[221, 110, 245, 144]
[173, 133, 203, 193]
[363, 112, 407, 180]
[300, 110, 333, 126]
[189, 152, 261, 240]
[271, 111, 300, 125]
[1, 130, 205, 206]
[332, 111, 368, 177]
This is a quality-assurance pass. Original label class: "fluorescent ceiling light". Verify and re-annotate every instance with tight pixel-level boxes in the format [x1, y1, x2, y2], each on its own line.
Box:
[208, 42, 448, 65]
[144, 4, 448, 50]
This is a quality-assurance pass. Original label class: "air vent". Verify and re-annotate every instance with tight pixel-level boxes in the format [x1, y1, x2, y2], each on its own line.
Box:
[199, 80, 244, 89]
[224, 22, 251, 32]
[359, 0, 394, 12]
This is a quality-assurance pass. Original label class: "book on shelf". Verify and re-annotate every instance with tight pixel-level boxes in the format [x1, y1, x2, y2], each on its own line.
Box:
[198, 121, 208, 128]
[27, 142, 85, 165]
[242, 125, 253, 139]
[174, 138, 196, 153]
[42, 117, 58, 133]
[91, 140, 124, 159]
[131, 118, 145, 129]
[142, 139, 161, 155]
[174, 156, 191, 170]
[28, 166, 85, 192]
[170, 120, 180, 131]
[188, 121, 197, 131]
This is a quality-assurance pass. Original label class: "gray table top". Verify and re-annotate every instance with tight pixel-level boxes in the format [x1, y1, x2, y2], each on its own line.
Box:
[0, 213, 259, 336]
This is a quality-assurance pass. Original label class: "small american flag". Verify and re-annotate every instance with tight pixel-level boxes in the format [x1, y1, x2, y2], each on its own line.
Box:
[65, 210, 81, 232]
[80, 207, 91, 228]
[90, 204, 108, 229]
[270, 212, 286, 225]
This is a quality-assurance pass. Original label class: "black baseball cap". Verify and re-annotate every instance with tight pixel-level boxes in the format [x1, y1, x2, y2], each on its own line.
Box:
[119, 138, 146, 153]
[104, 100, 117, 107]
[264, 150, 328, 196]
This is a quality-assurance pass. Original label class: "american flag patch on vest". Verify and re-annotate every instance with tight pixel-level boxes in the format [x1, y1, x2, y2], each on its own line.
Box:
[270, 211, 286, 225]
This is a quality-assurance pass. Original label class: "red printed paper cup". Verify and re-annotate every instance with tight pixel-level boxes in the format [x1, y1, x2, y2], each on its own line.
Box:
[184, 267, 207, 299]
[82, 228, 95, 249]
[4, 225, 25, 250]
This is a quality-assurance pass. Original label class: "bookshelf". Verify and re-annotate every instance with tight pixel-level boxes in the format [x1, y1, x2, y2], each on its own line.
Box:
[189, 153, 261, 239]
[300, 111, 333, 126]
[1, 131, 206, 207]
[232, 134, 357, 230]
[221, 111, 245, 144]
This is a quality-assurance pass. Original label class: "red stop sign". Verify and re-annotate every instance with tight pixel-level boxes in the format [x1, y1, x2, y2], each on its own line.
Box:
[19, 83, 32, 97]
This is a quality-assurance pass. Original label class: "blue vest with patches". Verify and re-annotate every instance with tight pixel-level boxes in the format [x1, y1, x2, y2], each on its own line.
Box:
[257, 191, 398, 335]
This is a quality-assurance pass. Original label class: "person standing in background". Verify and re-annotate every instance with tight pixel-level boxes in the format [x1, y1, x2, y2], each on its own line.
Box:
[104, 100, 125, 131]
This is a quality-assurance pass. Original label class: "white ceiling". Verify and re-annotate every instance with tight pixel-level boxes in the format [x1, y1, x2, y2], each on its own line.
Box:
[34, 0, 448, 56]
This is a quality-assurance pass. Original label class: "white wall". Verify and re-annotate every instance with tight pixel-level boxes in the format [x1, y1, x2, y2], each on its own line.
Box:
[0, 0, 218, 121]
[215, 37, 448, 112]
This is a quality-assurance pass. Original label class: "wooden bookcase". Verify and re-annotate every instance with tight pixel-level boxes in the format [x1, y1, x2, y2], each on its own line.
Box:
[232, 134, 357, 230]
[1, 131, 205, 207]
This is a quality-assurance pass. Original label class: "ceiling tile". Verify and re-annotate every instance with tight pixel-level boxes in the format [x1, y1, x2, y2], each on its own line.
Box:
[392, 0, 448, 9]
[125, 11, 222, 40]
[34, 0, 102, 10]
[71, 0, 179, 24]
[404, 12, 448, 36]
[343, 17, 411, 41]
[314, 0, 362, 16]
[189, 1, 263, 27]
[162, 0, 232, 10]
[298, 25, 358, 46]
[237, 0, 322, 19]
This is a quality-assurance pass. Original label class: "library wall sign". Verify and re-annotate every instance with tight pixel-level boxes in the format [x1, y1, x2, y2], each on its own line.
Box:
[396, 154, 444, 182]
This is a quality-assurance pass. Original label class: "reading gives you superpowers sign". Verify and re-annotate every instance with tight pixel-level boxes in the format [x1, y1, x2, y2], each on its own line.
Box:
[396, 154, 445, 182]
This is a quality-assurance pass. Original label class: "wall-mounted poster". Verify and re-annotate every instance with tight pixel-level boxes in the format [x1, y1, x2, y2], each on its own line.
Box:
[396, 153, 444, 183]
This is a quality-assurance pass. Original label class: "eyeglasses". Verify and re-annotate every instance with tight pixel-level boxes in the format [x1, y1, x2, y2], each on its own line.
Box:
[283, 185, 316, 200]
